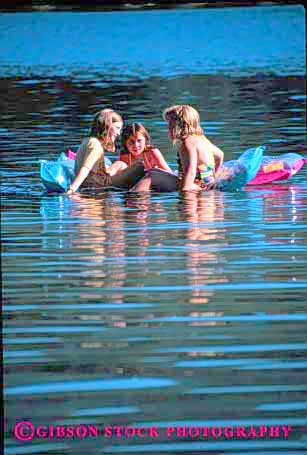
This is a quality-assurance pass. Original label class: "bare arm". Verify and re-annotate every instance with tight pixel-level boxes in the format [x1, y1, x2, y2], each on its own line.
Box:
[212, 146, 224, 172]
[151, 148, 173, 173]
[67, 166, 91, 193]
[181, 138, 198, 191]
[204, 137, 224, 172]
[67, 139, 103, 193]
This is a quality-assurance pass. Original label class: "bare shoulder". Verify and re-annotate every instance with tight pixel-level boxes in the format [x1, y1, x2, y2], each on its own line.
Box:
[88, 137, 104, 154]
[88, 136, 102, 147]
[201, 134, 216, 148]
[150, 147, 162, 156]
[183, 135, 198, 146]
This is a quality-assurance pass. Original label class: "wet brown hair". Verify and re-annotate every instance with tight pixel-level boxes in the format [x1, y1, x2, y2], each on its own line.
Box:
[89, 108, 123, 152]
[121, 123, 152, 154]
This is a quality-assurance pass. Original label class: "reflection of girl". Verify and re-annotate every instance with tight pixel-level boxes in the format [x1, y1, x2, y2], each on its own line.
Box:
[67, 109, 144, 193]
[132, 105, 224, 192]
[119, 123, 172, 173]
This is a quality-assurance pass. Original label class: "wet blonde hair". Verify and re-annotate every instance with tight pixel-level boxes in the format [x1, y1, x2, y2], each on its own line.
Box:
[163, 104, 204, 143]
[89, 108, 123, 152]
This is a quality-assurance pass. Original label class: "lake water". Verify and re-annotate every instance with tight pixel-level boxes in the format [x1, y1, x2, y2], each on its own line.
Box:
[1, 4, 307, 455]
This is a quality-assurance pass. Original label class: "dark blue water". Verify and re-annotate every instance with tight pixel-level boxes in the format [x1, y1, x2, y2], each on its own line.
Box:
[0, 5, 305, 77]
[1, 5, 307, 455]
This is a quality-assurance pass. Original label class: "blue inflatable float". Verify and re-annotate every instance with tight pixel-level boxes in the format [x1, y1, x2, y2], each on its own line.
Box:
[40, 152, 112, 193]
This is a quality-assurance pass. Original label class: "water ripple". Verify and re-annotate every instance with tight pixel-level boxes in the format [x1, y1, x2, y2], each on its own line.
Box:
[72, 406, 140, 416]
[187, 384, 306, 394]
[103, 440, 307, 452]
[257, 401, 307, 411]
[159, 342, 307, 354]
[5, 377, 177, 396]
[175, 359, 307, 370]
[5, 443, 69, 454]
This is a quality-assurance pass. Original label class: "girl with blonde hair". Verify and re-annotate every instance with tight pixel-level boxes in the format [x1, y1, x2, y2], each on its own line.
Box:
[67, 108, 145, 193]
[131, 104, 224, 192]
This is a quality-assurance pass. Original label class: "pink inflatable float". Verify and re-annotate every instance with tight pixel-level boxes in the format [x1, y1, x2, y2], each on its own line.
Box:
[247, 153, 306, 185]
[66, 149, 77, 160]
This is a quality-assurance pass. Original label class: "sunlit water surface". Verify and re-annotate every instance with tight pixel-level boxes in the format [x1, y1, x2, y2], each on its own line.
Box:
[1, 5, 307, 455]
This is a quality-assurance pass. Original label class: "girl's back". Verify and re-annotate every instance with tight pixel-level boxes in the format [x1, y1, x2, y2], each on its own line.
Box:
[180, 134, 215, 171]
[75, 137, 103, 175]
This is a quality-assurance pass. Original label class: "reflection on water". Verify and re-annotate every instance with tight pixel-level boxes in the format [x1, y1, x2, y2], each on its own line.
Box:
[4, 187, 307, 454]
[2, 4, 307, 455]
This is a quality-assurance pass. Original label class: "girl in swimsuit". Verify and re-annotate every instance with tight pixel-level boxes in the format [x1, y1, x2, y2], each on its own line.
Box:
[67, 109, 145, 193]
[118, 123, 172, 173]
[131, 105, 224, 192]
